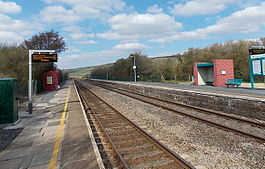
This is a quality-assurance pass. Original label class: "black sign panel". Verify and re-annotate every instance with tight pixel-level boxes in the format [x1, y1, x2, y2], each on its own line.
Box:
[32, 52, 57, 62]
[249, 48, 265, 55]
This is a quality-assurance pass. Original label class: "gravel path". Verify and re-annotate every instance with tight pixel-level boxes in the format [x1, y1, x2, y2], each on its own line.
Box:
[89, 84, 265, 169]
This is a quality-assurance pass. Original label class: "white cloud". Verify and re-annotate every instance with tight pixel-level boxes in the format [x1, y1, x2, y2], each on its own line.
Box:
[0, 14, 42, 43]
[40, 6, 80, 23]
[147, 4, 163, 13]
[0, 1, 21, 14]
[0, 31, 23, 43]
[64, 46, 81, 54]
[41, 0, 126, 22]
[58, 47, 132, 68]
[73, 5, 108, 20]
[199, 2, 265, 34]
[58, 42, 148, 68]
[151, 2, 265, 42]
[75, 40, 98, 45]
[97, 13, 182, 40]
[0, 14, 33, 32]
[70, 32, 95, 40]
[171, 0, 235, 16]
[65, 0, 126, 13]
[62, 25, 84, 32]
[114, 43, 148, 50]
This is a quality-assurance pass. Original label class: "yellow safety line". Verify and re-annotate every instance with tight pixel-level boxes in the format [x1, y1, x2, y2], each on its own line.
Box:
[48, 86, 70, 169]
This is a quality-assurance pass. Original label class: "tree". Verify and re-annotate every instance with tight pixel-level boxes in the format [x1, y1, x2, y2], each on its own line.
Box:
[260, 37, 265, 46]
[0, 45, 28, 82]
[21, 30, 67, 79]
[21, 30, 67, 53]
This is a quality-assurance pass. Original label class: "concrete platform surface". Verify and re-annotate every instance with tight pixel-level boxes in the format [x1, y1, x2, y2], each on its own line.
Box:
[127, 81, 265, 99]
[0, 81, 103, 169]
[60, 83, 103, 169]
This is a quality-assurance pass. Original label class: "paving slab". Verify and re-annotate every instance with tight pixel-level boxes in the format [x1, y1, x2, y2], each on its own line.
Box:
[60, 83, 104, 169]
[0, 157, 24, 169]
[0, 81, 104, 169]
[0, 81, 70, 169]
[29, 150, 53, 167]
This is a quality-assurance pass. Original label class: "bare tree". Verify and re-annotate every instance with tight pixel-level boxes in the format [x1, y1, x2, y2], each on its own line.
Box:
[21, 30, 67, 53]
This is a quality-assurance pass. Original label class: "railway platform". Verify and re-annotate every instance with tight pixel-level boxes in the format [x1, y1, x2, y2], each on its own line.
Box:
[135, 82, 265, 99]
[0, 81, 103, 169]
[89, 79, 265, 121]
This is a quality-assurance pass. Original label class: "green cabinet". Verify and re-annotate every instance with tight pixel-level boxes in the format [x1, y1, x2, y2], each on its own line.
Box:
[0, 78, 18, 124]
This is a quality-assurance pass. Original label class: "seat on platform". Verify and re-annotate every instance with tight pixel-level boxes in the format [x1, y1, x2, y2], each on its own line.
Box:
[225, 79, 242, 88]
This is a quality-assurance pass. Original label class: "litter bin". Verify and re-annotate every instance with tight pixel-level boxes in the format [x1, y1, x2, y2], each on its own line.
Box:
[0, 78, 18, 124]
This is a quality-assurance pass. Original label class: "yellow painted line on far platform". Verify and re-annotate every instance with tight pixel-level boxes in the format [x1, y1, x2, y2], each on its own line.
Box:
[48, 86, 70, 169]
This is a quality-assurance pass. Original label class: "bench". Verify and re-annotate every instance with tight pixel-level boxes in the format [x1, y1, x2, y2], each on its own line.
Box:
[225, 79, 242, 88]
[205, 81, 213, 86]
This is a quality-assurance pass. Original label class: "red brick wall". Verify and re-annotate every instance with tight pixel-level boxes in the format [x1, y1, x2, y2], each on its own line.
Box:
[213, 59, 234, 87]
[193, 62, 199, 85]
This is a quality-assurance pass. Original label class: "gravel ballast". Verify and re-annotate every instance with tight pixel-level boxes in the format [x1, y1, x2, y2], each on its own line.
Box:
[89, 84, 265, 169]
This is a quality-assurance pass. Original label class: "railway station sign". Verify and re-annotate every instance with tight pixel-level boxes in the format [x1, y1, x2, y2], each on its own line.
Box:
[28, 50, 57, 114]
[249, 46, 265, 89]
[32, 52, 57, 62]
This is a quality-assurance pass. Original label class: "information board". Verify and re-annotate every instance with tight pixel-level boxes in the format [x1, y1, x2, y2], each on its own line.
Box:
[252, 60, 262, 75]
[32, 52, 57, 62]
[263, 60, 265, 75]
[249, 46, 265, 89]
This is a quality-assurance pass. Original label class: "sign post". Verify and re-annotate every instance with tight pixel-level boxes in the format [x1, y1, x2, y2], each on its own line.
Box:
[248, 46, 265, 89]
[28, 50, 57, 114]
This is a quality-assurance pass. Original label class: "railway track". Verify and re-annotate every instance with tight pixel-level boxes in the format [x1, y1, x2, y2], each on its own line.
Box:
[87, 80, 265, 143]
[75, 80, 195, 169]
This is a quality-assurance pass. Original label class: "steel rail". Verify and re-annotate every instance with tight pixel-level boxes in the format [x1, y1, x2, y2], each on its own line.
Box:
[75, 81, 129, 169]
[76, 80, 195, 169]
[88, 80, 265, 143]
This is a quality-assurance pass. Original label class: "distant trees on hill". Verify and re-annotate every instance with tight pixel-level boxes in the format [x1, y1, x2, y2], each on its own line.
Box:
[90, 38, 265, 82]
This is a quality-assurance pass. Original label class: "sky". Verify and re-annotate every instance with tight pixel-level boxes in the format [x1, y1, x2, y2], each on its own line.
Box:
[1, 0, 265, 69]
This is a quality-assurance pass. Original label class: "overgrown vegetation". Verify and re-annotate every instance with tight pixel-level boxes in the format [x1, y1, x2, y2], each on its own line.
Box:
[90, 38, 265, 82]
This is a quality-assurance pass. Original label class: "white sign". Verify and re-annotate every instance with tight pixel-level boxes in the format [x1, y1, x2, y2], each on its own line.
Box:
[252, 60, 262, 75]
[263, 60, 265, 75]
[221, 71, 226, 75]
[251, 53, 265, 59]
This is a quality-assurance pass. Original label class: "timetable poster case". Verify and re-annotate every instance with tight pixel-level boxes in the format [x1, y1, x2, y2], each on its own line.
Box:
[46, 76, 53, 85]
[251, 54, 265, 76]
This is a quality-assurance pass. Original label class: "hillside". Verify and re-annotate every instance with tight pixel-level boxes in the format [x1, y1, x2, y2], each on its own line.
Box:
[63, 57, 176, 79]
[64, 63, 113, 78]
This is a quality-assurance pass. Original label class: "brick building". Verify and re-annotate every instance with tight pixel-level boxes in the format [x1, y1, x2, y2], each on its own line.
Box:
[193, 59, 234, 87]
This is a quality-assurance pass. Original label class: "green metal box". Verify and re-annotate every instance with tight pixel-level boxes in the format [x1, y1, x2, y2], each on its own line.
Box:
[0, 78, 18, 124]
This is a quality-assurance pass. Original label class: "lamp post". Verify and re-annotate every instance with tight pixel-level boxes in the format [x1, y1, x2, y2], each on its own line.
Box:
[106, 67, 109, 80]
[130, 55, 137, 82]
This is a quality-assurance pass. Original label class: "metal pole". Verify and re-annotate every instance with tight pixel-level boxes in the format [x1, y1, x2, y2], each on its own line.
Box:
[106, 67, 109, 80]
[134, 56, 136, 82]
[28, 50, 32, 114]
[249, 56, 255, 89]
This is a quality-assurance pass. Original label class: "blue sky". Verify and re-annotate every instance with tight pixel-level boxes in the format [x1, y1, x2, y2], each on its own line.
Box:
[1, 0, 265, 69]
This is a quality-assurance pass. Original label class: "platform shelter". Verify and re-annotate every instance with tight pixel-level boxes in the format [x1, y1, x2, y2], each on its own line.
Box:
[42, 69, 61, 91]
[193, 59, 234, 87]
